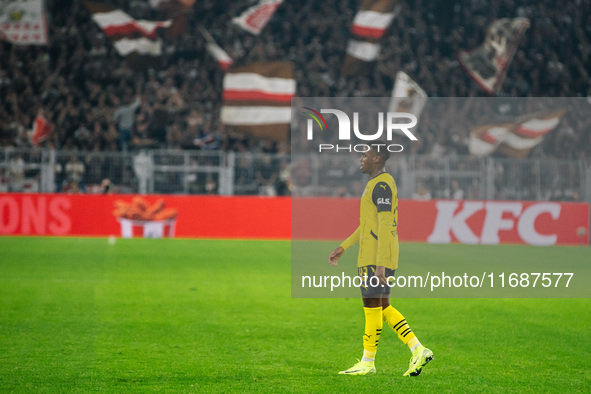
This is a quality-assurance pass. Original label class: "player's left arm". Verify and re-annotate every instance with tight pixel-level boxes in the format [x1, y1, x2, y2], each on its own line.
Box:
[329, 226, 360, 266]
[373, 182, 394, 284]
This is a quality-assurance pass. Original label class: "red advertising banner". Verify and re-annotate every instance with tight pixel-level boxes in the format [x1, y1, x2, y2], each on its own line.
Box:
[0, 193, 290, 239]
[292, 198, 589, 246]
[0, 194, 588, 245]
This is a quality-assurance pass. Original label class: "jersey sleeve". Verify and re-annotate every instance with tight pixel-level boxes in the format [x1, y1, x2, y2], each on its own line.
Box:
[373, 181, 394, 266]
[372, 182, 393, 212]
[340, 225, 360, 251]
[376, 209, 392, 266]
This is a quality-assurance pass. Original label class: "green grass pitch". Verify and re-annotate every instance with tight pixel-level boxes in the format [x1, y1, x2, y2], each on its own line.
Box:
[0, 237, 589, 392]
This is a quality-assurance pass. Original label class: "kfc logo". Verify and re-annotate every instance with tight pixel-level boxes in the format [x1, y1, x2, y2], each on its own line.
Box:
[427, 201, 562, 246]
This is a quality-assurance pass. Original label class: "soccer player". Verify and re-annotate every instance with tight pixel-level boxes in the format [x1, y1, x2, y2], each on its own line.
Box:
[328, 141, 433, 377]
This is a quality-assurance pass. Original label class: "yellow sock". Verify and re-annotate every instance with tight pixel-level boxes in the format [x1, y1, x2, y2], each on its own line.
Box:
[363, 349, 376, 361]
[362, 307, 383, 359]
[382, 305, 419, 349]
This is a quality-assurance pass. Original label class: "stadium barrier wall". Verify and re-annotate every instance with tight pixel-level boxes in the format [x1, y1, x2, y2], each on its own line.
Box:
[0, 193, 588, 245]
[292, 198, 589, 246]
[0, 193, 290, 239]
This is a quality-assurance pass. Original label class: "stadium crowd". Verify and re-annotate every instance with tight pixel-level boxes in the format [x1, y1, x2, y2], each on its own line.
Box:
[0, 0, 590, 195]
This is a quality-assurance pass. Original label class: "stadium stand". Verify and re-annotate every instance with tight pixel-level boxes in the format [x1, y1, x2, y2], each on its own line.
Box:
[1, 0, 590, 152]
[0, 0, 590, 197]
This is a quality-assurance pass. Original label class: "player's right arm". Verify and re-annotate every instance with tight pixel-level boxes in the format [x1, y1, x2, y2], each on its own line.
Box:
[328, 226, 360, 266]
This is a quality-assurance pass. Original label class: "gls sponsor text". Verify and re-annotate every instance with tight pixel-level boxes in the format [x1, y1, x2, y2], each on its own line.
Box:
[306, 109, 418, 153]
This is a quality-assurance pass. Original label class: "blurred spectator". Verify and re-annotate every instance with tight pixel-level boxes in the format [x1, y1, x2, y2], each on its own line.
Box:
[468, 179, 482, 200]
[165, 122, 184, 150]
[205, 176, 218, 194]
[291, 157, 314, 196]
[349, 180, 365, 197]
[443, 179, 464, 200]
[234, 156, 257, 195]
[11, 115, 29, 147]
[147, 102, 169, 145]
[275, 159, 291, 196]
[64, 155, 85, 190]
[321, 157, 348, 195]
[113, 95, 141, 152]
[412, 183, 432, 200]
[101, 178, 113, 194]
[0, 169, 9, 192]
[192, 122, 219, 150]
[7, 153, 25, 191]
[61, 180, 82, 193]
[85, 142, 105, 185]
[256, 155, 277, 196]
[131, 112, 158, 149]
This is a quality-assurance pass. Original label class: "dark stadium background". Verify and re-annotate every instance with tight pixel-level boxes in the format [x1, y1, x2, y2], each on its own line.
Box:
[1, 0, 589, 158]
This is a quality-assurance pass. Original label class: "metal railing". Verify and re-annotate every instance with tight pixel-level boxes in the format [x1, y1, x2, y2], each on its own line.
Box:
[1, 148, 589, 204]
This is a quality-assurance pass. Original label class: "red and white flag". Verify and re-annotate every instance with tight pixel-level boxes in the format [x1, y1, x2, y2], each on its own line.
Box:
[31, 114, 53, 146]
[220, 62, 295, 141]
[459, 18, 530, 95]
[497, 110, 566, 157]
[469, 109, 566, 157]
[469, 124, 510, 157]
[232, 0, 283, 35]
[343, 0, 400, 75]
[85, 1, 171, 57]
[89, 10, 170, 38]
[351, 0, 399, 39]
[200, 27, 233, 71]
[0, 0, 48, 45]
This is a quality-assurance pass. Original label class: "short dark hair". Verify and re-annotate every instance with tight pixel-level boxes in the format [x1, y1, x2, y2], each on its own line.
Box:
[370, 140, 390, 163]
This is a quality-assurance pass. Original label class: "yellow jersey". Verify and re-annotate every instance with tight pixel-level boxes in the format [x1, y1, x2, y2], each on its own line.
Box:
[340, 172, 399, 269]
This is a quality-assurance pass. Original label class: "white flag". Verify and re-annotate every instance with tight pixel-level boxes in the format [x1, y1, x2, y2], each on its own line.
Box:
[459, 18, 530, 94]
[200, 27, 233, 71]
[0, 0, 48, 45]
[232, 0, 283, 35]
[389, 71, 427, 120]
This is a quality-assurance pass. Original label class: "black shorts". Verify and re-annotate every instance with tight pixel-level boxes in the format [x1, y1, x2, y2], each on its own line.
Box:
[358, 265, 396, 298]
